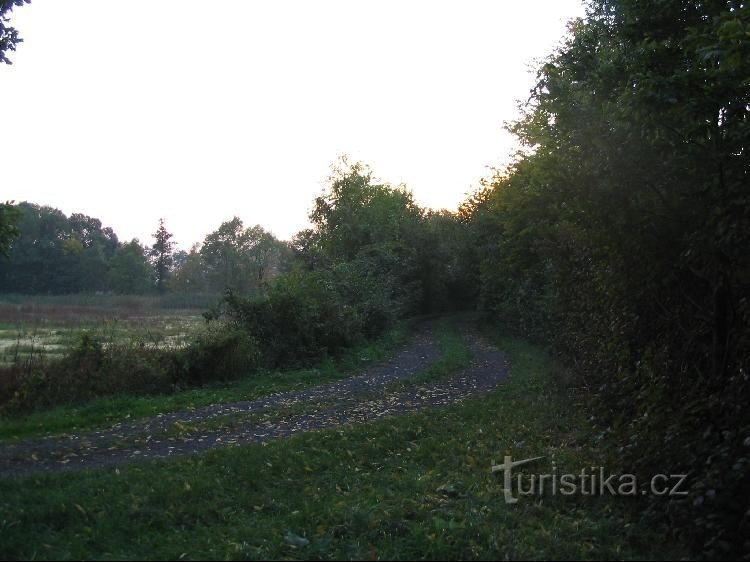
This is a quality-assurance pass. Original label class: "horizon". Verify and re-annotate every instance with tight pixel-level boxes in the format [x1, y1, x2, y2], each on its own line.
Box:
[2, 0, 584, 250]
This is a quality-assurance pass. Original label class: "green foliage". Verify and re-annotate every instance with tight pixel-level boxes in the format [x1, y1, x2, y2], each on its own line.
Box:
[299, 159, 426, 312]
[463, 0, 750, 556]
[169, 244, 207, 292]
[2, 334, 178, 414]
[181, 325, 261, 385]
[108, 239, 153, 294]
[0, 0, 30, 64]
[201, 158, 476, 371]
[0, 203, 120, 293]
[199, 217, 287, 293]
[0, 201, 21, 256]
[149, 218, 174, 294]
[208, 271, 369, 368]
[0, 156, 472, 416]
[0, 330, 685, 560]
[419, 210, 478, 312]
[294, 157, 472, 316]
[0, 204, 293, 296]
[308, 159, 423, 264]
[0, 325, 407, 441]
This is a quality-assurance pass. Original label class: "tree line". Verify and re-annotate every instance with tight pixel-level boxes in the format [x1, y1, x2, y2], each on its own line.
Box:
[0, 0, 747, 556]
[0, 160, 474, 409]
[0, 202, 290, 295]
[458, 0, 749, 556]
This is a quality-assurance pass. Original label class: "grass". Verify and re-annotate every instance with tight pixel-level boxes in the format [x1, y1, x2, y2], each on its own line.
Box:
[154, 400, 335, 440]
[0, 325, 687, 560]
[0, 315, 205, 366]
[0, 292, 221, 312]
[389, 317, 472, 388]
[72, 320, 474, 450]
[107, 400, 339, 451]
[0, 293, 218, 366]
[0, 326, 409, 442]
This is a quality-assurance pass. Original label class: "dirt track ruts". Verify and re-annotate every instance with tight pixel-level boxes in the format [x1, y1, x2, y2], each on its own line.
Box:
[0, 324, 509, 477]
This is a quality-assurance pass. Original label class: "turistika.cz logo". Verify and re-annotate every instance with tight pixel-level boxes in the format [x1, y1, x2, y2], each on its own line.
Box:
[490, 456, 689, 504]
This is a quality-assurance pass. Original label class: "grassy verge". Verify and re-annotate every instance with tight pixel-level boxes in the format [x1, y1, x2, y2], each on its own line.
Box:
[0, 314, 204, 366]
[108, 320, 472, 448]
[154, 400, 336, 440]
[0, 292, 221, 311]
[394, 318, 472, 387]
[0, 326, 408, 442]
[107, 400, 338, 451]
[0, 328, 686, 560]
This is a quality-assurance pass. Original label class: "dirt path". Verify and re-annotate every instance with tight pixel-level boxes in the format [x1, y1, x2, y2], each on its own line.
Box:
[0, 326, 509, 477]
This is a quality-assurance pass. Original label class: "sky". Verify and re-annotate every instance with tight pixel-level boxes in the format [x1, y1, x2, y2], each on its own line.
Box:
[2, 0, 584, 249]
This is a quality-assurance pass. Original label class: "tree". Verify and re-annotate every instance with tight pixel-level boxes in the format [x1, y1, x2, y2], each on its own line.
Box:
[200, 218, 282, 292]
[303, 157, 427, 314]
[0, 201, 20, 257]
[66, 213, 119, 292]
[0, 203, 85, 293]
[308, 158, 424, 263]
[0, 202, 125, 293]
[149, 219, 174, 293]
[1, 0, 31, 64]
[169, 243, 208, 293]
[462, 1, 750, 555]
[108, 239, 152, 294]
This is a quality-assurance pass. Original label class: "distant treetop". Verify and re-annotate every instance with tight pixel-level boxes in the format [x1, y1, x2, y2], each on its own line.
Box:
[0, 0, 31, 64]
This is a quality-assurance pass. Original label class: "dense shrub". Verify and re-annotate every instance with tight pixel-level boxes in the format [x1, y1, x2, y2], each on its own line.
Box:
[0, 163, 456, 412]
[180, 325, 261, 385]
[207, 271, 372, 368]
[1, 334, 179, 414]
[463, 0, 750, 557]
[198, 161, 458, 368]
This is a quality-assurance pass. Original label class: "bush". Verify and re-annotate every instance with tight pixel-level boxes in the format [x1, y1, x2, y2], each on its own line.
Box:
[1, 333, 178, 414]
[181, 325, 261, 385]
[463, 1, 750, 555]
[208, 271, 369, 368]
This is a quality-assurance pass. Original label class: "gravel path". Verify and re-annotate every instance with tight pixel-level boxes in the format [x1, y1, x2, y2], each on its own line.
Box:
[0, 325, 508, 477]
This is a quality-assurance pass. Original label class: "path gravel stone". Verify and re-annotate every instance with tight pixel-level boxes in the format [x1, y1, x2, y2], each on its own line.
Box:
[0, 324, 509, 477]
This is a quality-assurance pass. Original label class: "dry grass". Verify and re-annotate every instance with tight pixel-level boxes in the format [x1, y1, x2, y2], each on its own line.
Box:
[0, 294, 213, 365]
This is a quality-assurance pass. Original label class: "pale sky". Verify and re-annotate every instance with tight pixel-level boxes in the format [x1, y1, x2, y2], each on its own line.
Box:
[2, 0, 584, 249]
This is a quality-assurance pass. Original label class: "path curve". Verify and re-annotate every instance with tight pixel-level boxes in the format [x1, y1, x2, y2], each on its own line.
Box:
[0, 325, 508, 477]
